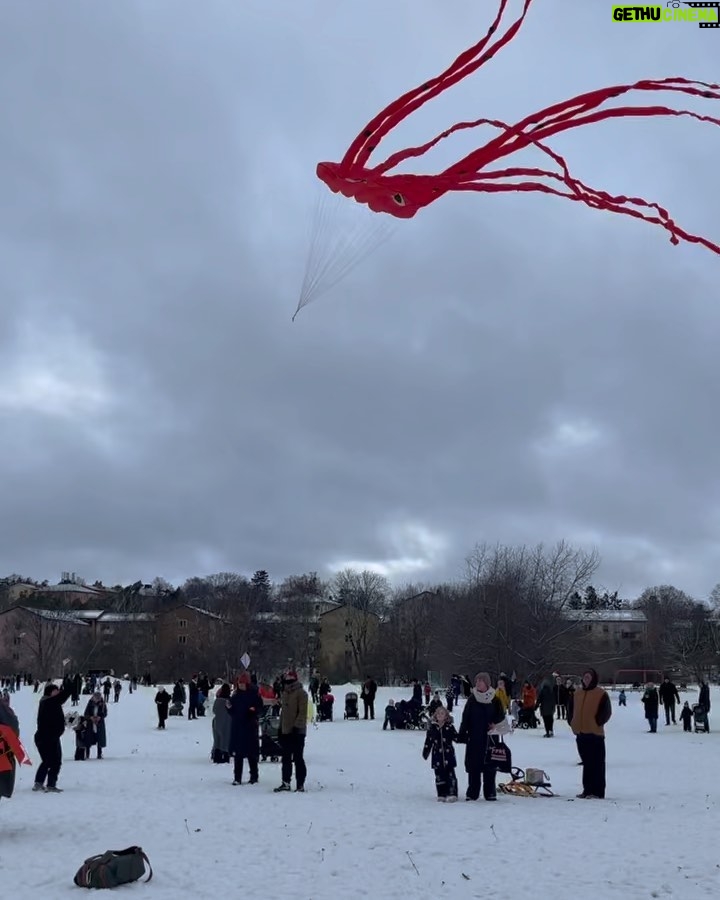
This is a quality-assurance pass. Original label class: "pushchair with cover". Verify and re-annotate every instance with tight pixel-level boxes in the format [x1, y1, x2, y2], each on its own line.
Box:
[693, 703, 710, 733]
[260, 706, 282, 761]
[344, 692, 359, 720]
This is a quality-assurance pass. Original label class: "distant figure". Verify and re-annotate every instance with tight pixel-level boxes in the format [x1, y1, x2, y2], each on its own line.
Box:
[680, 701, 693, 733]
[155, 686, 171, 729]
[641, 683, 659, 734]
[659, 677, 680, 725]
[618, 689, 627, 707]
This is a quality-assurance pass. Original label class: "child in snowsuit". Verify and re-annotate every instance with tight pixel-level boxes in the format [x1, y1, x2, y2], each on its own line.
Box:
[445, 688, 454, 713]
[422, 706, 458, 801]
[680, 701, 693, 732]
[74, 716, 94, 760]
[618, 690, 627, 707]
[383, 700, 396, 731]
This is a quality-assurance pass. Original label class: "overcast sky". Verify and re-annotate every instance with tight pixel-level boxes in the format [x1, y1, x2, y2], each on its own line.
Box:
[1, 1, 718, 600]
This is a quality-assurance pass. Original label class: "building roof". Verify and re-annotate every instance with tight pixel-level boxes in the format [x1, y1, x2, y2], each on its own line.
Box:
[98, 612, 155, 623]
[564, 609, 647, 622]
[17, 607, 90, 625]
[159, 604, 225, 622]
[43, 582, 105, 594]
[319, 603, 381, 620]
[72, 610, 106, 620]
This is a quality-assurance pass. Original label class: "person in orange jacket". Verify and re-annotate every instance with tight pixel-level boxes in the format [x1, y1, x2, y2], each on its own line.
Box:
[521, 681, 537, 710]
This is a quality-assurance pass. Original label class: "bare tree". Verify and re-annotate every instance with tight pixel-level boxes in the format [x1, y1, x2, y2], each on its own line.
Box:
[441, 541, 601, 680]
[658, 600, 720, 680]
[635, 584, 696, 667]
[21, 609, 89, 676]
[385, 584, 443, 680]
[333, 569, 389, 676]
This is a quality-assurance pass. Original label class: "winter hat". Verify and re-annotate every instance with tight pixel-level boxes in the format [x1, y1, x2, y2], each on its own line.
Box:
[474, 672, 491, 687]
[284, 671, 298, 682]
[238, 672, 251, 686]
[43, 683, 58, 697]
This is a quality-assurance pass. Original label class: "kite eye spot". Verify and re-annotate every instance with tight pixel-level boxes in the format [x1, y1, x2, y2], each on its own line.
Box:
[392, 193, 406, 206]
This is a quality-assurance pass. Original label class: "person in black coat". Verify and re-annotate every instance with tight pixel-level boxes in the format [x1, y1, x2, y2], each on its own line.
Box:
[155, 687, 171, 729]
[641, 683, 660, 733]
[553, 675, 569, 720]
[34, 679, 72, 792]
[659, 678, 681, 725]
[361, 676, 378, 720]
[188, 679, 199, 720]
[457, 672, 505, 801]
[423, 707, 459, 800]
[227, 673, 263, 785]
[698, 680, 711, 715]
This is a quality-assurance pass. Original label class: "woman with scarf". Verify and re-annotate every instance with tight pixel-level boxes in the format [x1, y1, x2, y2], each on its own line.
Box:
[457, 672, 505, 801]
[83, 691, 108, 759]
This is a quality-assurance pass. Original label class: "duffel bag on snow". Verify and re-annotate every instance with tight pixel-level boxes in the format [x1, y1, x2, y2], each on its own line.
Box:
[73, 846, 152, 889]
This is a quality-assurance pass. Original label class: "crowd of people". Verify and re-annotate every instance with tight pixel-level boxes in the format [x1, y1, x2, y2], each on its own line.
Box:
[0, 664, 713, 805]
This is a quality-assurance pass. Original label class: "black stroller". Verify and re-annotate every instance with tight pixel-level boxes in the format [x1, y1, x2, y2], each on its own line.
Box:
[168, 700, 184, 717]
[517, 706, 539, 729]
[260, 706, 282, 761]
[344, 692, 359, 720]
[693, 704, 710, 733]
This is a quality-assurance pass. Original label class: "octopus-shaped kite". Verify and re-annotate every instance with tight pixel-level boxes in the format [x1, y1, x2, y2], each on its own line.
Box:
[317, 0, 720, 253]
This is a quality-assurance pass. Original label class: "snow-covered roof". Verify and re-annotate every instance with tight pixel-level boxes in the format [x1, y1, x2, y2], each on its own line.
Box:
[72, 609, 106, 620]
[44, 582, 104, 594]
[98, 612, 154, 623]
[565, 609, 647, 622]
[18, 607, 90, 625]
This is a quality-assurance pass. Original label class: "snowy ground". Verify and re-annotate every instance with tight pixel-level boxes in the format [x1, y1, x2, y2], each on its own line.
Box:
[2, 683, 720, 900]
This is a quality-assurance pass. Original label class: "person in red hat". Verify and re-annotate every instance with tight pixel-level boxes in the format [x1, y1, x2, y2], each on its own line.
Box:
[227, 672, 263, 785]
[274, 671, 308, 793]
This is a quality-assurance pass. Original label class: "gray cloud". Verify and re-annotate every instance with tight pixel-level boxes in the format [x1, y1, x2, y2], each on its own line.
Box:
[1, 1, 719, 598]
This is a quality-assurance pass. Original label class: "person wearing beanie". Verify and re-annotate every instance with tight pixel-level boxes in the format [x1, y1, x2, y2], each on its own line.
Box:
[570, 668, 612, 799]
[34, 679, 72, 792]
[227, 672, 263, 785]
[274, 671, 308, 793]
[457, 672, 505, 801]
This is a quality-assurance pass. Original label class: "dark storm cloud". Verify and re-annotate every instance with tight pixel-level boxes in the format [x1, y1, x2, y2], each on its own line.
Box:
[1, 1, 718, 598]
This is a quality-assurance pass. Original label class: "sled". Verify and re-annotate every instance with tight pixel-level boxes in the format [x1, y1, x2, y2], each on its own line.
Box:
[0, 725, 32, 771]
[498, 766, 554, 797]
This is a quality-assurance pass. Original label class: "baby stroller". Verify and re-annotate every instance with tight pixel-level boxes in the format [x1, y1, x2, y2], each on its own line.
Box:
[318, 693, 334, 722]
[517, 706, 539, 729]
[260, 707, 282, 762]
[693, 704, 710, 733]
[168, 700, 184, 717]
[344, 692, 359, 720]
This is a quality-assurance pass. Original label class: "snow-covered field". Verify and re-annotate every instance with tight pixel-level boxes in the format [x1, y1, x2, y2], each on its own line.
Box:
[2, 682, 720, 899]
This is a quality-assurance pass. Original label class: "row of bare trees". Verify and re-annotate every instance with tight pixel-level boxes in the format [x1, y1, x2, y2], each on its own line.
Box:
[3, 543, 720, 682]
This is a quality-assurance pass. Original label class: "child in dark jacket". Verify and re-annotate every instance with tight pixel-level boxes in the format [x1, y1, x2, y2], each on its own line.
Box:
[383, 700, 396, 731]
[74, 716, 94, 760]
[422, 706, 459, 801]
[680, 701, 693, 732]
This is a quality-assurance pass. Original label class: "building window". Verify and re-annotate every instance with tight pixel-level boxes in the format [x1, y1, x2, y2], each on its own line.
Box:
[12, 652, 20, 661]
[178, 619, 188, 629]
[13, 637, 21, 645]
[178, 635, 187, 645]
[602, 625, 609, 633]
[178, 650, 185, 660]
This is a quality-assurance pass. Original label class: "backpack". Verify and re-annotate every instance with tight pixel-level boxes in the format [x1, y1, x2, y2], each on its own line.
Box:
[73, 846, 152, 889]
